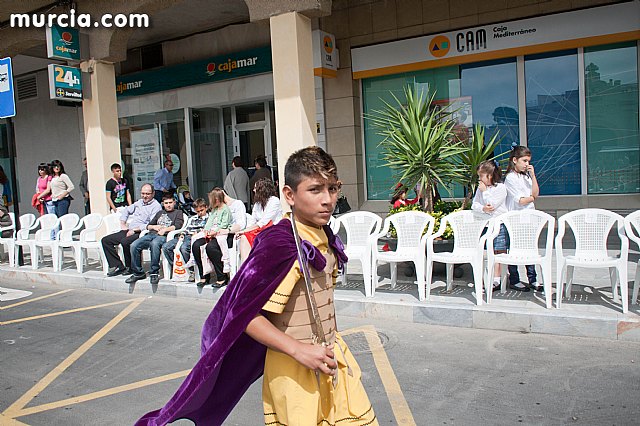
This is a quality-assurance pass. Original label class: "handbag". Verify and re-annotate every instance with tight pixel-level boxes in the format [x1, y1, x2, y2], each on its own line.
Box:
[201, 244, 214, 276]
[333, 194, 351, 216]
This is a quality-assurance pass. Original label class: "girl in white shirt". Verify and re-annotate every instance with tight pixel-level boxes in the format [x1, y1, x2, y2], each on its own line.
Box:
[504, 146, 540, 292]
[472, 160, 508, 291]
[236, 178, 283, 262]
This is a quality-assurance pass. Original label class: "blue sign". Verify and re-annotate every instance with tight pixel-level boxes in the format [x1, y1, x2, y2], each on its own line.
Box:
[0, 57, 16, 118]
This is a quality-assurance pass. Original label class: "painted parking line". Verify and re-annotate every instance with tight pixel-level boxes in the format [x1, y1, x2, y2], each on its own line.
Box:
[0, 299, 139, 325]
[2, 298, 144, 419]
[343, 325, 417, 426]
[0, 289, 72, 309]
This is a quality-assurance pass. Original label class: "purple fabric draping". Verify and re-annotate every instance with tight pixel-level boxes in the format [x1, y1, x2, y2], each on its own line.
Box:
[135, 219, 346, 426]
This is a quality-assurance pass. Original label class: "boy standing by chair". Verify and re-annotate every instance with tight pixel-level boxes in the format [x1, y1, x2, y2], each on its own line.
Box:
[136, 146, 377, 426]
[127, 194, 184, 285]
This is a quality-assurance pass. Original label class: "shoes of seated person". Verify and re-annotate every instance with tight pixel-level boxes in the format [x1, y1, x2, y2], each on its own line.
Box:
[125, 272, 146, 284]
[509, 282, 530, 292]
[107, 266, 126, 277]
[188, 271, 195, 282]
[196, 278, 208, 287]
[528, 281, 543, 292]
[212, 276, 229, 288]
[149, 274, 160, 285]
[122, 268, 133, 276]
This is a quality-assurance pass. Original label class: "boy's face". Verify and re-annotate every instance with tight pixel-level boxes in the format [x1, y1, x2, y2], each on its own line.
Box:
[112, 168, 122, 179]
[283, 175, 339, 227]
[163, 198, 176, 212]
[195, 205, 207, 217]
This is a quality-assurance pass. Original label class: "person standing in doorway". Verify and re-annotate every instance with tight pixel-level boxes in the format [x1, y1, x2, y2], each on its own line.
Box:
[106, 163, 132, 213]
[79, 157, 90, 215]
[50, 160, 75, 217]
[153, 159, 176, 203]
[223, 156, 250, 211]
[249, 155, 272, 203]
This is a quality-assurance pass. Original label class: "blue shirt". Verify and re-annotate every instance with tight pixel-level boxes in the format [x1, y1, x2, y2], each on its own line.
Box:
[120, 199, 162, 231]
[153, 167, 176, 191]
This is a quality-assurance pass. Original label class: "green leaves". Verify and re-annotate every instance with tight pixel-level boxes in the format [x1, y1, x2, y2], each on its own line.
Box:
[366, 85, 468, 212]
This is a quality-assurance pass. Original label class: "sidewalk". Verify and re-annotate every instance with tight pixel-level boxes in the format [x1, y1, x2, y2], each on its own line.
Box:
[1, 249, 638, 342]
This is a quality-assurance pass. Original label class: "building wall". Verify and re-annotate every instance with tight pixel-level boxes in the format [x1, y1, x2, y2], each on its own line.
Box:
[14, 70, 86, 217]
[319, 0, 632, 213]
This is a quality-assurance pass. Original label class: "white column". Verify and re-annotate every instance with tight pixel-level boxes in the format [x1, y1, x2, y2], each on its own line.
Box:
[80, 60, 122, 218]
[270, 12, 317, 191]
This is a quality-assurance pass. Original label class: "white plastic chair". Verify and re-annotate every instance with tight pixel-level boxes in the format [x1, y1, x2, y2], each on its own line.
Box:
[488, 210, 555, 308]
[0, 212, 16, 266]
[100, 213, 126, 275]
[334, 211, 383, 296]
[556, 209, 629, 313]
[13, 213, 38, 266]
[30, 214, 61, 270]
[624, 210, 640, 305]
[55, 213, 81, 271]
[371, 211, 435, 301]
[73, 213, 105, 273]
[426, 210, 491, 305]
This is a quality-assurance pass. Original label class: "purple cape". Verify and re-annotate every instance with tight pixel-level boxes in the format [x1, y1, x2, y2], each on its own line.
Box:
[135, 219, 347, 426]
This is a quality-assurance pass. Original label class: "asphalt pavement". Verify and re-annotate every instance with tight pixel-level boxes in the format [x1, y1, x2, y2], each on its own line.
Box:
[1, 279, 638, 425]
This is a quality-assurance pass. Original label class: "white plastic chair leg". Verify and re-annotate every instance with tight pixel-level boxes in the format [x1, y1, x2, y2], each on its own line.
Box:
[618, 263, 628, 314]
[556, 262, 566, 308]
[76, 248, 84, 273]
[485, 259, 494, 304]
[31, 245, 39, 270]
[565, 265, 575, 297]
[390, 262, 397, 288]
[633, 261, 640, 305]
[541, 262, 552, 309]
[370, 253, 378, 298]
[609, 267, 619, 302]
[415, 259, 426, 301]
[162, 257, 171, 280]
[425, 260, 434, 301]
[7, 242, 15, 267]
[445, 263, 454, 291]
[471, 261, 483, 306]
[500, 267, 508, 294]
[361, 260, 372, 298]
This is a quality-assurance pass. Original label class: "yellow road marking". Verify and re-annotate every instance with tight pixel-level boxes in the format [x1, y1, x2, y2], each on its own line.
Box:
[0, 413, 29, 425]
[14, 369, 191, 417]
[343, 325, 417, 426]
[0, 289, 73, 310]
[0, 299, 139, 325]
[2, 298, 144, 418]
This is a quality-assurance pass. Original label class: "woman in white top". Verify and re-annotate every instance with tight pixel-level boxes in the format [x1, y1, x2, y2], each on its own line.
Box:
[50, 159, 75, 217]
[472, 160, 508, 291]
[236, 178, 282, 261]
[504, 146, 540, 292]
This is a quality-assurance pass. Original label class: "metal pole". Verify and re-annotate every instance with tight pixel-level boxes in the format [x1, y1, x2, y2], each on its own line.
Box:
[6, 117, 22, 266]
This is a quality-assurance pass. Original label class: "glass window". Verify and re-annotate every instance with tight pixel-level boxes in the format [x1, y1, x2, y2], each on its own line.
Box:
[192, 108, 224, 198]
[235, 102, 265, 124]
[362, 66, 460, 200]
[524, 50, 581, 195]
[460, 58, 519, 167]
[585, 42, 639, 194]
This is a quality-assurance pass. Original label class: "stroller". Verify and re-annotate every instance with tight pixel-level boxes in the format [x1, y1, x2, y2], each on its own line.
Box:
[175, 185, 196, 216]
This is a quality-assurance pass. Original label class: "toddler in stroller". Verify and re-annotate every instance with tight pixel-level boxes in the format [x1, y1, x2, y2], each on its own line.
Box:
[176, 186, 196, 216]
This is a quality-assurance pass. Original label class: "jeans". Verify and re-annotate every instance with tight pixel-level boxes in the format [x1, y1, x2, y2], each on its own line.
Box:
[130, 233, 167, 275]
[53, 197, 71, 217]
[162, 234, 192, 265]
[508, 264, 537, 285]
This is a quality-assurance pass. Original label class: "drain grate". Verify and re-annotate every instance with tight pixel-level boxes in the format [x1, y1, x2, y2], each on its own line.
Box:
[343, 331, 389, 355]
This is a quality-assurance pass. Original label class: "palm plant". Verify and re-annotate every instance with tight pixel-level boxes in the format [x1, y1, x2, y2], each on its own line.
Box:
[367, 85, 468, 212]
[457, 123, 504, 209]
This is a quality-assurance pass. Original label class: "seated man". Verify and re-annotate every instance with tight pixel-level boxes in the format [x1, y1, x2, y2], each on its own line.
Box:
[126, 195, 184, 285]
[162, 197, 209, 282]
[102, 183, 161, 277]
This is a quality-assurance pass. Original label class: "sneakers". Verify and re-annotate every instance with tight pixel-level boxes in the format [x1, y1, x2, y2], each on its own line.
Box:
[222, 261, 231, 274]
[149, 274, 160, 285]
[125, 272, 146, 284]
[509, 282, 530, 292]
[188, 271, 195, 283]
[529, 282, 543, 292]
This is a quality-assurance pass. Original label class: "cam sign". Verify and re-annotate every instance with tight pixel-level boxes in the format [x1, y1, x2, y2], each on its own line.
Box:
[47, 64, 82, 102]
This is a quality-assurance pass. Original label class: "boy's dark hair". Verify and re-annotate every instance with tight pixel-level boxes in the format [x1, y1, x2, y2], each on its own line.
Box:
[507, 146, 532, 174]
[162, 194, 175, 202]
[477, 160, 502, 185]
[253, 178, 277, 209]
[193, 198, 207, 208]
[110, 163, 121, 171]
[232, 156, 243, 168]
[254, 155, 267, 168]
[50, 159, 66, 176]
[284, 146, 338, 190]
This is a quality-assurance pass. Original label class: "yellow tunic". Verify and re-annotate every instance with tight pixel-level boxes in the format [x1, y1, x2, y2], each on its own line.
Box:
[261, 220, 378, 426]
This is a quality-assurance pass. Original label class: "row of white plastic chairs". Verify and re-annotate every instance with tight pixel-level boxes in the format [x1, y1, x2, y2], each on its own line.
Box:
[332, 208, 640, 314]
